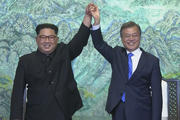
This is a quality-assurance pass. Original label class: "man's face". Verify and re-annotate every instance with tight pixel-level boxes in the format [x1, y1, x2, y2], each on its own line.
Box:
[121, 26, 140, 52]
[36, 28, 58, 54]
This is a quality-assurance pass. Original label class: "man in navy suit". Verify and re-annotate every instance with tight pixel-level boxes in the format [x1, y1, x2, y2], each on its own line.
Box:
[89, 4, 162, 120]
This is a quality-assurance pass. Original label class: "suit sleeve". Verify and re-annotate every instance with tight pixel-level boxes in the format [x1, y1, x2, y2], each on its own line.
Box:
[68, 23, 90, 60]
[151, 58, 162, 120]
[10, 58, 26, 120]
[90, 28, 113, 63]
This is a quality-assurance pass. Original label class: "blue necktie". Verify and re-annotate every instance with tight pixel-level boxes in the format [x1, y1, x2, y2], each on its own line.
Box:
[121, 53, 133, 102]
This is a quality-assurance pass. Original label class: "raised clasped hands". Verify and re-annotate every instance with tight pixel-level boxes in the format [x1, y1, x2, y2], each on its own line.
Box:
[87, 3, 100, 26]
[83, 3, 100, 27]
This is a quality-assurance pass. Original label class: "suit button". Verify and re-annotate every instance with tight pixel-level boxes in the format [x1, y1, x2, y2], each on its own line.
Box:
[48, 70, 52, 74]
[50, 81, 55, 85]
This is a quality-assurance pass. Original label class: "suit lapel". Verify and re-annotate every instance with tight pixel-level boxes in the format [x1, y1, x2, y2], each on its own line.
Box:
[130, 48, 147, 80]
[121, 48, 129, 81]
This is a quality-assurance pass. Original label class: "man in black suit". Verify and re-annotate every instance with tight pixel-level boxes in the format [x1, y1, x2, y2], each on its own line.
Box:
[10, 4, 93, 120]
[89, 4, 162, 120]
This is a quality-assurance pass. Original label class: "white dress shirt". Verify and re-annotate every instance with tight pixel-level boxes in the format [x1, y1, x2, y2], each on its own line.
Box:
[91, 24, 100, 30]
[127, 48, 142, 74]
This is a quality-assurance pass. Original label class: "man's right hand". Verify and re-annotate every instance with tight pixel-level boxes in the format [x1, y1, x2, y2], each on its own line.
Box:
[88, 3, 100, 26]
[83, 4, 92, 28]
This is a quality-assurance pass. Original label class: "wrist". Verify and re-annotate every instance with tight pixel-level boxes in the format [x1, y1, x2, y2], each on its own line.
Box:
[93, 17, 100, 26]
[83, 15, 92, 27]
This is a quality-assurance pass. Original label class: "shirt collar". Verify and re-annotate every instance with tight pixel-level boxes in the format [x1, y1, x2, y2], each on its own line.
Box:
[126, 48, 141, 56]
[36, 49, 57, 63]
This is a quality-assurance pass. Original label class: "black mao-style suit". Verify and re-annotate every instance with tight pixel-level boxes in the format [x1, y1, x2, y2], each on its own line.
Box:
[91, 28, 162, 120]
[10, 23, 90, 120]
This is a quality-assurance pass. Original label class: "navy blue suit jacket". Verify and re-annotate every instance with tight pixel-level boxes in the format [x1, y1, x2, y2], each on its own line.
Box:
[91, 28, 162, 120]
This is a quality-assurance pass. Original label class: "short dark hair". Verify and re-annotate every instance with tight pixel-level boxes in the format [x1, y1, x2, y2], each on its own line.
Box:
[120, 21, 141, 37]
[35, 23, 58, 35]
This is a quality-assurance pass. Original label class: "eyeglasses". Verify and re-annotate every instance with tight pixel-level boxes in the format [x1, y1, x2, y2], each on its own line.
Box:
[38, 35, 57, 41]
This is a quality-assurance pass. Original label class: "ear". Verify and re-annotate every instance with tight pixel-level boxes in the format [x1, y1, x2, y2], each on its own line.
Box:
[35, 36, 38, 43]
[56, 37, 59, 42]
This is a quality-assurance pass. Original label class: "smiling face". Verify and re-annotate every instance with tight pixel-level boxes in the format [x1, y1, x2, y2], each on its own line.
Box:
[36, 28, 58, 55]
[121, 26, 141, 52]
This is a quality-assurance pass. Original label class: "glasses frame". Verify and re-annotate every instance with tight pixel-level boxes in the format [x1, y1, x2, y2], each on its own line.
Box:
[38, 35, 57, 41]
